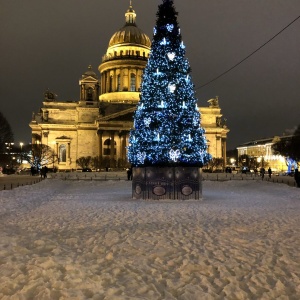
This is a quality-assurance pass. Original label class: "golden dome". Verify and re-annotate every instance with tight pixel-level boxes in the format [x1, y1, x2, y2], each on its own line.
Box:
[108, 3, 151, 48]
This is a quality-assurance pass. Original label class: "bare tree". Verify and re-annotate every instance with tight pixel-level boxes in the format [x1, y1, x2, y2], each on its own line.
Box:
[205, 157, 224, 172]
[0, 111, 14, 152]
[22, 143, 55, 169]
[76, 156, 92, 169]
[91, 156, 103, 170]
[272, 125, 300, 163]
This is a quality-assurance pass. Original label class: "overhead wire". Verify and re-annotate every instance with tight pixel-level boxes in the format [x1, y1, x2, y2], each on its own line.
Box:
[195, 14, 300, 90]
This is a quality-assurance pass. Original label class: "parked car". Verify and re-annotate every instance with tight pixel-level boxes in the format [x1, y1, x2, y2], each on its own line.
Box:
[82, 168, 92, 172]
[231, 167, 241, 174]
[241, 167, 250, 174]
[225, 167, 232, 173]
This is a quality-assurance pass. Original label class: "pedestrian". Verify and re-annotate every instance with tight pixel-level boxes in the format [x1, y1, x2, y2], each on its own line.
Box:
[268, 167, 272, 178]
[43, 166, 48, 178]
[30, 166, 35, 176]
[127, 168, 132, 180]
[294, 169, 300, 188]
[40, 167, 44, 178]
[260, 167, 265, 180]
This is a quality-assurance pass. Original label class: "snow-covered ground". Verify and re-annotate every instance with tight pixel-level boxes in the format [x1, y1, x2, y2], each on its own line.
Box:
[0, 177, 299, 300]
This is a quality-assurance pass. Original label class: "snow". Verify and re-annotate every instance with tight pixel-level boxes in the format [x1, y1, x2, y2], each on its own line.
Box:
[0, 174, 299, 299]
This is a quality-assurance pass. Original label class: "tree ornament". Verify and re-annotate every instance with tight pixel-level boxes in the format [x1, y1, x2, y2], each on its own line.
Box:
[144, 117, 151, 127]
[166, 23, 174, 32]
[168, 83, 176, 93]
[169, 149, 180, 162]
[158, 100, 165, 108]
[167, 52, 176, 61]
[137, 152, 146, 164]
[160, 38, 167, 45]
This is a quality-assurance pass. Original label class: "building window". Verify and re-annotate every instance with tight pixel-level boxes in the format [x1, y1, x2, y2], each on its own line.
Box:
[109, 75, 113, 92]
[59, 144, 67, 162]
[103, 139, 116, 155]
[87, 87, 93, 100]
[130, 73, 136, 91]
[117, 74, 121, 91]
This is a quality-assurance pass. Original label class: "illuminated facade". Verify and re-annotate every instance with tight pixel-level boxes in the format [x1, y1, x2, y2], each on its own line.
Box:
[237, 136, 290, 172]
[30, 3, 229, 171]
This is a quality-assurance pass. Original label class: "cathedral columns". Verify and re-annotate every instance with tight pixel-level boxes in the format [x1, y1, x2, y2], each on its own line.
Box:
[98, 130, 103, 157]
[68, 143, 70, 160]
[110, 131, 115, 161]
[135, 68, 138, 90]
[103, 71, 109, 94]
[120, 68, 123, 91]
[81, 84, 85, 100]
[106, 72, 109, 93]
[222, 138, 227, 166]
[127, 68, 131, 90]
[113, 69, 117, 92]
[137, 68, 142, 90]
[123, 69, 128, 91]
[119, 131, 128, 162]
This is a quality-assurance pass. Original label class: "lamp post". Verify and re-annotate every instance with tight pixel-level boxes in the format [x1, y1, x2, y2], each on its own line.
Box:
[19, 142, 24, 165]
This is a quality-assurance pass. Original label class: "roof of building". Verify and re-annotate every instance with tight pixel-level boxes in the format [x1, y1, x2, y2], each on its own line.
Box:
[237, 135, 293, 148]
[82, 65, 98, 79]
[108, 3, 151, 48]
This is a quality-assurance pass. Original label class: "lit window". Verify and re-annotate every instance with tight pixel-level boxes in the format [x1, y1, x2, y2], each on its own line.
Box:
[130, 74, 136, 91]
[59, 144, 66, 162]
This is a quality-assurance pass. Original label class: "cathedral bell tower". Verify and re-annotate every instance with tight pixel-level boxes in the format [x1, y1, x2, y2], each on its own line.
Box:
[79, 65, 100, 105]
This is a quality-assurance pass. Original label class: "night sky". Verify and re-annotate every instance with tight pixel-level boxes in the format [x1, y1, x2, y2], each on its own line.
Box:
[1, 0, 299, 150]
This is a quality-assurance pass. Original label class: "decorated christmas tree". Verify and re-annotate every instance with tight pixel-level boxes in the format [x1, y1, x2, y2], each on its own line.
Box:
[128, 0, 210, 168]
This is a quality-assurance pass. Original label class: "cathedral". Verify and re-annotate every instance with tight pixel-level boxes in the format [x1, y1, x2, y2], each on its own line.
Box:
[30, 3, 229, 171]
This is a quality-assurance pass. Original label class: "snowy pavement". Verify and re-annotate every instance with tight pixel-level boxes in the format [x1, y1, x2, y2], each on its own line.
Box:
[0, 178, 299, 299]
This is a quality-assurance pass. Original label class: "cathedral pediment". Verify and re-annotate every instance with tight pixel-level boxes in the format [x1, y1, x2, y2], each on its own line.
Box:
[56, 135, 71, 139]
[80, 76, 98, 83]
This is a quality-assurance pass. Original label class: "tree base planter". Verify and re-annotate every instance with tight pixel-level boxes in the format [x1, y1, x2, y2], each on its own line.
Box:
[132, 167, 202, 200]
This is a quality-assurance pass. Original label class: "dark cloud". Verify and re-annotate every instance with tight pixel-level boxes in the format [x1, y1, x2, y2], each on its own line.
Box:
[0, 0, 299, 149]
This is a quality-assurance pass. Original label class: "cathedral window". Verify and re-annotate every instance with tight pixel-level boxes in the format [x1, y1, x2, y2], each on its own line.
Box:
[103, 139, 117, 155]
[59, 144, 67, 162]
[109, 75, 113, 92]
[117, 74, 121, 91]
[87, 87, 93, 100]
[130, 74, 136, 91]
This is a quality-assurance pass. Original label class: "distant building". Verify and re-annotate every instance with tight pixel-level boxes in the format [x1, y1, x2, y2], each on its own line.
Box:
[237, 136, 292, 172]
[30, 3, 229, 171]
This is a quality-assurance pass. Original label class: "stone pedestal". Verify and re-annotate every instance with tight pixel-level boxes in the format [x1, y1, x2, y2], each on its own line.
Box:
[132, 166, 202, 200]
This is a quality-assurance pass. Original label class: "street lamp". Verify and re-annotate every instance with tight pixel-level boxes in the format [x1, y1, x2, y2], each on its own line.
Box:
[19, 142, 24, 165]
[5, 142, 14, 152]
[230, 158, 236, 166]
